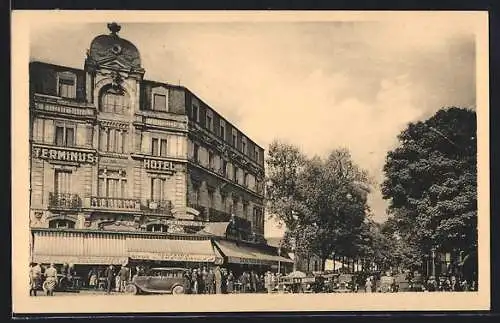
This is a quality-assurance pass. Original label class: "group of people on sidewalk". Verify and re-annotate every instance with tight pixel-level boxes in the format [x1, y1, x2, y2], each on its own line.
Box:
[184, 267, 283, 294]
[29, 262, 60, 296]
[87, 264, 132, 294]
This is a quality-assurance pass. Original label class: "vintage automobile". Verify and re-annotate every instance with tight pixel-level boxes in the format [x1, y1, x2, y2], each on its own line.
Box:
[377, 275, 396, 293]
[333, 274, 355, 293]
[124, 267, 190, 295]
[302, 275, 326, 293]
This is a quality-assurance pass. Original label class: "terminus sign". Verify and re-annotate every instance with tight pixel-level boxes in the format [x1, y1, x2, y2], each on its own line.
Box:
[32, 146, 97, 164]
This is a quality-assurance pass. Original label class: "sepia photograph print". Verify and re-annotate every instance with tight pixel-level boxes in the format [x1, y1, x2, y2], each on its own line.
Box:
[11, 11, 489, 314]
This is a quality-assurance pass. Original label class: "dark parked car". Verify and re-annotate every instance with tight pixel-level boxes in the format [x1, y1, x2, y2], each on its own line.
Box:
[125, 267, 190, 295]
[333, 274, 354, 293]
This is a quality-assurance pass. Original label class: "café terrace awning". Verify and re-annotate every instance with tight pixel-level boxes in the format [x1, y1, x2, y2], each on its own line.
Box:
[127, 237, 223, 263]
[31, 229, 223, 265]
[214, 240, 294, 266]
[32, 229, 129, 265]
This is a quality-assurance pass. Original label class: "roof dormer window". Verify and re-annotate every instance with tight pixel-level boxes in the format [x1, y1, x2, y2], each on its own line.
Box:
[57, 71, 77, 99]
[151, 86, 169, 112]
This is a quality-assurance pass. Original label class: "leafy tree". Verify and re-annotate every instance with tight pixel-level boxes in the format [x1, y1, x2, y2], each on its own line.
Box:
[381, 107, 477, 258]
[265, 140, 308, 232]
[267, 143, 372, 270]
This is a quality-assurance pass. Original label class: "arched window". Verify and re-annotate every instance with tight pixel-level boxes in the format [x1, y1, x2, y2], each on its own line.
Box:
[146, 223, 167, 233]
[49, 219, 75, 229]
[100, 88, 129, 114]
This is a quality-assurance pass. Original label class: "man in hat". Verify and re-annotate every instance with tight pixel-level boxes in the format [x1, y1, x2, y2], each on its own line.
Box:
[118, 264, 130, 292]
[104, 265, 115, 294]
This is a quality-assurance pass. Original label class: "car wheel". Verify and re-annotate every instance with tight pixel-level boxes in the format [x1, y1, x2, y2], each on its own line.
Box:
[124, 284, 138, 295]
[172, 285, 185, 295]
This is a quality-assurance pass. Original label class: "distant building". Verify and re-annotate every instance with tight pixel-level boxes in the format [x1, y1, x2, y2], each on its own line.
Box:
[29, 23, 291, 275]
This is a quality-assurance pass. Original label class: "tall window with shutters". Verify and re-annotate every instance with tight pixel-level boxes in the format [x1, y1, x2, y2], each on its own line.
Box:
[99, 127, 127, 153]
[57, 72, 77, 99]
[100, 89, 129, 114]
[54, 169, 72, 194]
[54, 124, 75, 147]
[220, 119, 226, 140]
[98, 170, 127, 199]
[153, 94, 168, 112]
[151, 138, 168, 157]
[151, 177, 166, 202]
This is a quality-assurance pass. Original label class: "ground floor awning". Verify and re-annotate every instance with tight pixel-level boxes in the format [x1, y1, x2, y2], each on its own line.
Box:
[127, 237, 223, 264]
[31, 229, 223, 265]
[213, 240, 294, 266]
[32, 230, 128, 265]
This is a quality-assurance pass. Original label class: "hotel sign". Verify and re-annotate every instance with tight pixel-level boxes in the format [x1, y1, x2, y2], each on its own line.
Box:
[143, 159, 176, 172]
[32, 146, 97, 164]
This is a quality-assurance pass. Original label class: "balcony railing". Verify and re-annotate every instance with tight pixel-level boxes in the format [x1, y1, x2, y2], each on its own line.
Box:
[33, 101, 96, 118]
[48, 192, 82, 209]
[141, 199, 172, 215]
[88, 196, 141, 210]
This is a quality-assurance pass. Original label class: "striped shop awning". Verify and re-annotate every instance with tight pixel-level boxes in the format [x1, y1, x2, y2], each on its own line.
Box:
[32, 230, 128, 265]
[214, 240, 294, 266]
[127, 237, 223, 263]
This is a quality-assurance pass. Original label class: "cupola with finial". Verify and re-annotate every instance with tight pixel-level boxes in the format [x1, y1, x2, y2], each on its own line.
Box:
[85, 22, 144, 74]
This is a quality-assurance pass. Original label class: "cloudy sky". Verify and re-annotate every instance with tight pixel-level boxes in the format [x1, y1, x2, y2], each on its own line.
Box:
[28, 14, 478, 237]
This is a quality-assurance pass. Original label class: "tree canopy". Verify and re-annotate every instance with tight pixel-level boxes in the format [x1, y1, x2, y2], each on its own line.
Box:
[266, 140, 373, 269]
[381, 107, 477, 256]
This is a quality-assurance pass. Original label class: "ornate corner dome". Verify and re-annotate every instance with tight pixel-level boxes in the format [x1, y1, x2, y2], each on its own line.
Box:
[86, 22, 142, 72]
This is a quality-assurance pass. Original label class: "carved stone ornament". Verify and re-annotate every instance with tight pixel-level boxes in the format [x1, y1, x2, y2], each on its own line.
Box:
[34, 211, 43, 220]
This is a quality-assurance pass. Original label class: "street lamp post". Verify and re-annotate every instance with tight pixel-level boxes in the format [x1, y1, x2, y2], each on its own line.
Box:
[431, 247, 436, 277]
[277, 246, 281, 275]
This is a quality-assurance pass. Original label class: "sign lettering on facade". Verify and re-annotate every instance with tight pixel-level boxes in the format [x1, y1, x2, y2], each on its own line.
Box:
[143, 159, 176, 172]
[32, 146, 97, 164]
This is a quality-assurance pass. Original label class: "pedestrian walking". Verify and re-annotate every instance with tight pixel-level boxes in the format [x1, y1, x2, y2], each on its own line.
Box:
[365, 277, 372, 293]
[226, 271, 234, 294]
[191, 269, 199, 294]
[88, 268, 98, 290]
[29, 263, 42, 296]
[207, 268, 215, 294]
[104, 265, 115, 294]
[265, 271, 272, 294]
[201, 267, 208, 294]
[214, 266, 222, 294]
[119, 264, 130, 292]
[43, 263, 58, 296]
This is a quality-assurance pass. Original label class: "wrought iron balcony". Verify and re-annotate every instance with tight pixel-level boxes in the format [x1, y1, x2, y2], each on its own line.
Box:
[141, 199, 172, 215]
[89, 196, 141, 210]
[48, 192, 82, 209]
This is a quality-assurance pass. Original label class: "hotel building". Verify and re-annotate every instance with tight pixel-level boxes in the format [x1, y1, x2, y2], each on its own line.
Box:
[29, 23, 292, 275]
